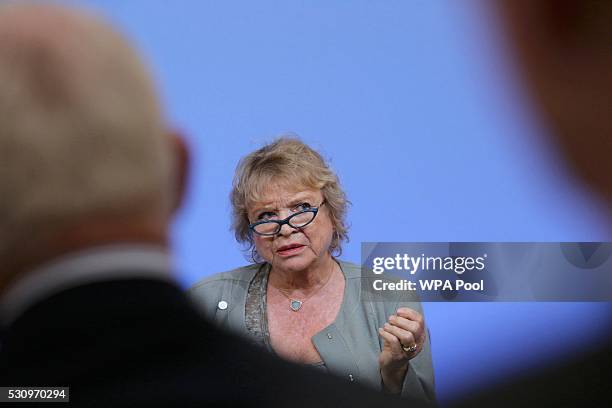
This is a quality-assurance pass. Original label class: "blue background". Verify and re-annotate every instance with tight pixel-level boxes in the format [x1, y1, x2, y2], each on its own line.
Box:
[74, 0, 611, 404]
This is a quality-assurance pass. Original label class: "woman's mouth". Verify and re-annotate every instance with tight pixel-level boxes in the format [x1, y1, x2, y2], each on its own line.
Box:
[276, 243, 306, 256]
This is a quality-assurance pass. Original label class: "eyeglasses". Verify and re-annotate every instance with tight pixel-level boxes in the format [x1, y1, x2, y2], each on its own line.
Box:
[249, 201, 325, 236]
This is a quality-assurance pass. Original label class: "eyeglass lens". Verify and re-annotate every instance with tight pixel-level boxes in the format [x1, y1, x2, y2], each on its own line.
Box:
[253, 210, 316, 235]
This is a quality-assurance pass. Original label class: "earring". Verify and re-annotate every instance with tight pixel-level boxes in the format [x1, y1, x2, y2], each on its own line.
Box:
[250, 246, 259, 264]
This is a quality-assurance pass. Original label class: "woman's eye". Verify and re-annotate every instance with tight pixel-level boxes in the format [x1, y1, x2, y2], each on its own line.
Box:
[296, 202, 312, 211]
[258, 211, 276, 220]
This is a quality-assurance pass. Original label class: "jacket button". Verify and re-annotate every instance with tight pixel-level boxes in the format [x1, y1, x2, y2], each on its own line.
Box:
[217, 300, 228, 310]
[327, 333, 333, 339]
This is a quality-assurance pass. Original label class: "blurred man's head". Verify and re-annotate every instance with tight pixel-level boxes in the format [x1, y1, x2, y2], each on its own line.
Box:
[497, 0, 612, 203]
[0, 4, 185, 284]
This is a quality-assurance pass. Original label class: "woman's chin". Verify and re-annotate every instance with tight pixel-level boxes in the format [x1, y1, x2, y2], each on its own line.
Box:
[273, 252, 315, 272]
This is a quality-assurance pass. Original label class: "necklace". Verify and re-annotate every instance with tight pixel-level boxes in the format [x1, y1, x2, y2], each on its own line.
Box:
[275, 263, 335, 312]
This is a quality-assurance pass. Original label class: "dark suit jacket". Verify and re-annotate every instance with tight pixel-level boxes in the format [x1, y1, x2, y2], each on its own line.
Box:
[0, 278, 425, 407]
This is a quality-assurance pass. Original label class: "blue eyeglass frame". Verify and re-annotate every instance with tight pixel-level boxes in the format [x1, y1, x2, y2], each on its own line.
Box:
[248, 201, 325, 236]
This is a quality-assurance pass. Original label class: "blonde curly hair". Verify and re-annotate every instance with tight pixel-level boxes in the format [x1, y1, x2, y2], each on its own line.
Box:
[230, 137, 350, 262]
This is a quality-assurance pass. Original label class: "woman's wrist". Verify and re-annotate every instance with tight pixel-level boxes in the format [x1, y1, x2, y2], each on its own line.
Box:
[381, 361, 410, 394]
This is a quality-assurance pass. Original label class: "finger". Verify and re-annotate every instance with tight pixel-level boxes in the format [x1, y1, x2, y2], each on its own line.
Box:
[383, 323, 416, 349]
[378, 327, 402, 352]
[396, 307, 423, 325]
[388, 315, 424, 339]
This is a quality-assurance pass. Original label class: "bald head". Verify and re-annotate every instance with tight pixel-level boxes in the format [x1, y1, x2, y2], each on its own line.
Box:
[0, 4, 180, 269]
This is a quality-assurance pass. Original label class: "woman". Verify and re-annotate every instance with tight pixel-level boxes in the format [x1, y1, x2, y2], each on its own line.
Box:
[190, 137, 435, 401]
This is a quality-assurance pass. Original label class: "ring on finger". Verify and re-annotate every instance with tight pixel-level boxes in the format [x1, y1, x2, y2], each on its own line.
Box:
[401, 343, 418, 354]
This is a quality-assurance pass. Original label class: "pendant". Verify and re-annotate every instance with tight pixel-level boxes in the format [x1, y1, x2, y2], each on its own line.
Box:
[290, 299, 303, 312]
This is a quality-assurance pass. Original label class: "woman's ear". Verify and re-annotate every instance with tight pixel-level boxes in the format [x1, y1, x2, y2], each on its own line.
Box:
[331, 230, 339, 251]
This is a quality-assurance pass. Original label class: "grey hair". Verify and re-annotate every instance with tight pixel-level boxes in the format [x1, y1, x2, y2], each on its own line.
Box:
[230, 136, 350, 262]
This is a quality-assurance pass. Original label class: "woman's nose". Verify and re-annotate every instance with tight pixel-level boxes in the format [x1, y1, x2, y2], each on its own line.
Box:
[278, 222, 297, 236]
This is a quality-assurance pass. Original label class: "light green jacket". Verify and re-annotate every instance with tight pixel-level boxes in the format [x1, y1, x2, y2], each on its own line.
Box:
[189, 260, 436, 403]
